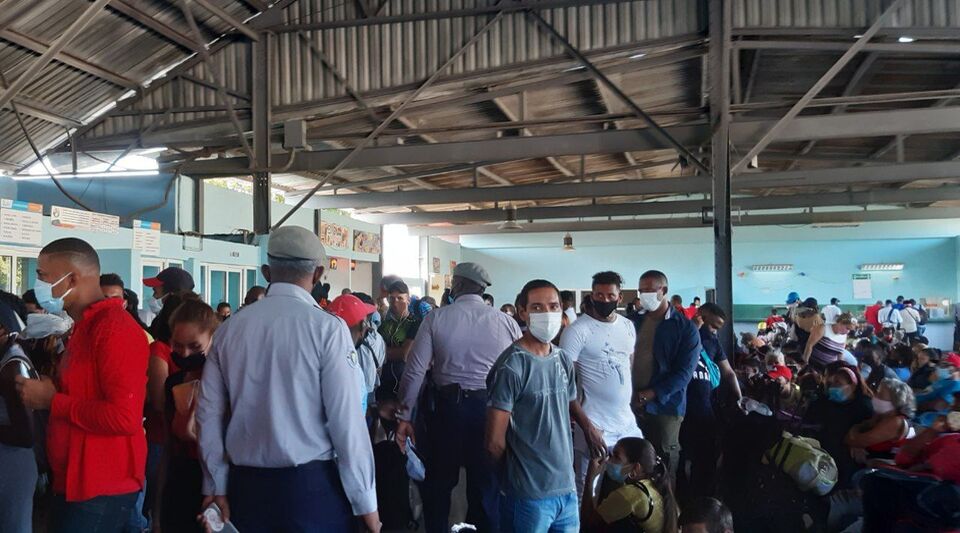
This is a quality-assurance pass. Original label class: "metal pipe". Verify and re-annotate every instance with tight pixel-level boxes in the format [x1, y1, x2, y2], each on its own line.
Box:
[271, 4, 510, 230]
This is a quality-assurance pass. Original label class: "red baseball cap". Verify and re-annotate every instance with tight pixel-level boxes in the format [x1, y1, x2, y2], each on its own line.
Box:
[144, 267, 195, 292]
[944, 353, 960, 369]
[328, 294, 377, 327]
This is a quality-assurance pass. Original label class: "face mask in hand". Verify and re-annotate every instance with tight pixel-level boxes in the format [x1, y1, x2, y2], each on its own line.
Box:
[638, 292, 662, 312]
[527, 312, 562, 344]
[592, 298, 618, 319]
[871, 398, 895, 414]
[34, 273, 74, 315]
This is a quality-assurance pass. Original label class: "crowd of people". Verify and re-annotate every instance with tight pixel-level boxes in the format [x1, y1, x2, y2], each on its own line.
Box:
[0, 225, 957, 532]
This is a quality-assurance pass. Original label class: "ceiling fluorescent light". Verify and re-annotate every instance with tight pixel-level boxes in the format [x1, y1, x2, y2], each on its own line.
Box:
[750, 264, 793, 272]
[898, 36, 915, 43]
[629, 53, 646, 59]
[860, 263, 904, 271]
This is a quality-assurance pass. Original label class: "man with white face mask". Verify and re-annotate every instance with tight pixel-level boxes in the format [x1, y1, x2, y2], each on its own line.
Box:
[486, 279, 579, 532]
[142, 267, 194, 328]
[630, 270, 701, 485]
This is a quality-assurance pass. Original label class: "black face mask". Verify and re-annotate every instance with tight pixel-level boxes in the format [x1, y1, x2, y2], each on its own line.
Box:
[171, 351, 206, 372]
[592, 298, 618, 318]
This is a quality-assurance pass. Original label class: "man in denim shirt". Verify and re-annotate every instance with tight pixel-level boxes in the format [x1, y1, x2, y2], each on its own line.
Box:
[631, 270, 701, 484]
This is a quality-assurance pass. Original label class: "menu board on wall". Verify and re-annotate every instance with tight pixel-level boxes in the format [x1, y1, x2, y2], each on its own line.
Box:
[0, 199, 43, 245]
[132, 220, 161, 256]
[353, 230, 381, 255]
[51, 205, 119, 234]
[320, 221, 350, 249]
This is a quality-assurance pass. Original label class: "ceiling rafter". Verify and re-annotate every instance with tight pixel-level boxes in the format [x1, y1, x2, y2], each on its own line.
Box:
[0, 28, 138, 88]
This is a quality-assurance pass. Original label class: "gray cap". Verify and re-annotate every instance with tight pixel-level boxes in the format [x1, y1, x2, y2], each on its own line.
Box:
[268, 226, 326, 263]
[453, 262, 492, 287]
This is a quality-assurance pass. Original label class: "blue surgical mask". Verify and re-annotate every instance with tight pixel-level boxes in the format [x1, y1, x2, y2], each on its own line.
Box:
[827, 387, 849, 403]
[938, 367, 954, 381]
[605, 462, 628, 483]
[33, 273, 73, 315]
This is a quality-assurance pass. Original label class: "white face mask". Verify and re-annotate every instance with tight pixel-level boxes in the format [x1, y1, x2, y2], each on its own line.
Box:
[148, 296, 164, 314]
[639, 292, 662, 312]
[872, 398, 895, 415]
[527, 311, 563, 344]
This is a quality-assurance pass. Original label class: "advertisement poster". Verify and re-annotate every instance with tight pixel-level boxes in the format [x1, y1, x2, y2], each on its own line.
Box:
[320, 222, 350, 249]
[353, 230, 382, 254]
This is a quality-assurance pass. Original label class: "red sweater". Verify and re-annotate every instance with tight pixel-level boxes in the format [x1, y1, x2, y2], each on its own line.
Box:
[48, 298, 149, 501]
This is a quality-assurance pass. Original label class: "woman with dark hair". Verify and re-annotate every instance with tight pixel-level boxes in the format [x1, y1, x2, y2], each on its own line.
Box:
[145, 291, 198, 523]
[909, 347, 940, 390]
[160, 299, 220, 533]
[581, 437, 678, 533]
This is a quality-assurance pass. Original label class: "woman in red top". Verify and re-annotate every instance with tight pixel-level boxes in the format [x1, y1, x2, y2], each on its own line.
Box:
[845, 378, 916, 461]
[160, 298, 219, 533]
[15, 238, 149, 532]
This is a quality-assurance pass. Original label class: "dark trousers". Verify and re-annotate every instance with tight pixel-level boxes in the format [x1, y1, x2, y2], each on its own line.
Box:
[678, 415, 720, 506]
[52, 492, 139, 533]
[228, 460, 355, 533]
[160, 456, 203, 533]
[639, 414, 684, 486]
[422, 389, 499, 533]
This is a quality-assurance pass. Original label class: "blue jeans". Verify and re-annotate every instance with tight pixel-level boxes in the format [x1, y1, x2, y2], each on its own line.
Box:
[228, 460, 355, 532]
[421, 390, 499, 533]
[499, 492, 579, 533]
[52, 492, 139, 533]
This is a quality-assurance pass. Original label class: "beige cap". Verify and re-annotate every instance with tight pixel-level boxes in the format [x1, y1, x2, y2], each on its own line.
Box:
[268, 226, 326, 263]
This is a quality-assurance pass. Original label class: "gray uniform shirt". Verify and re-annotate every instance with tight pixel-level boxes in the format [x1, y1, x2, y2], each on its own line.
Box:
[196, 283, 376, 515]
[487, 342, 577, 500]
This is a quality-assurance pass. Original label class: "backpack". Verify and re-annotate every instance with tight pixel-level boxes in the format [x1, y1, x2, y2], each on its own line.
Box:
[762, 431, 838, 496]
[0, 351, 39, 448]
[700, 349, 721, 389]
[373, 439, 419, 530]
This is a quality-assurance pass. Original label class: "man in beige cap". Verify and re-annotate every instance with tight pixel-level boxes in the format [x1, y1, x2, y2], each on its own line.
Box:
[196, 226, 380, 532]
[396, 262, 521, 533]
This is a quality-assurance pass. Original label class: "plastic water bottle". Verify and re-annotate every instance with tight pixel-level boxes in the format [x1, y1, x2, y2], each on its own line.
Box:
[740, 397, 773, 417]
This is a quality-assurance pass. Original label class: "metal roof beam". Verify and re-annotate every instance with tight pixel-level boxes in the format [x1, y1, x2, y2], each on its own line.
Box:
[298, 161, 960, 209]
[408, 207, 960, 236]
[359, 186, 960, 225]
[0, 28, 137, 89]
[109, 0, 201, 50]
[731, 0, 906, 174]
[188, 0, 259, 41]
[176, 106, 960, 175]
[732, 40, 960, 55]
[270, 0, 639, 32]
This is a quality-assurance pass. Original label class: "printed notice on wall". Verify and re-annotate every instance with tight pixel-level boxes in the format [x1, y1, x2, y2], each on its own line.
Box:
[133, 220, 161, 256]
[0, 200, 43, 245]
[51, 205, 119, 234]
[852, 274, 872, 300]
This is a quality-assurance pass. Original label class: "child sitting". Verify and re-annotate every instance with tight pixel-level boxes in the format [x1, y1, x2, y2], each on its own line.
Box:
[581, 437, 678, 533]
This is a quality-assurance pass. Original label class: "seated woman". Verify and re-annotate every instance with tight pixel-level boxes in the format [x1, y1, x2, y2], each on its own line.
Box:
[895, 411, 960, 482]
[909, 347, 941, 392]
[581, 437, 678, 533]
[887, 344, 915, 382]
[845, 378, 916, 462]
[860, 344, 900, 393]
[916, 353, 960, 413]
[802, 363, 873, 492]
[765, 351, 793, 382]
[159, 299, 220, 533]
[803, 312, 857, 371]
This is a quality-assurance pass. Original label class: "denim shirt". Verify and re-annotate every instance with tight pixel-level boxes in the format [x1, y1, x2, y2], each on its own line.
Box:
[631, 308, 702, 417]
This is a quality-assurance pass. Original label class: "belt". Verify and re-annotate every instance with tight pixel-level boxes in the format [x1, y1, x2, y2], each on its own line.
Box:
[435, 383, 487, 402]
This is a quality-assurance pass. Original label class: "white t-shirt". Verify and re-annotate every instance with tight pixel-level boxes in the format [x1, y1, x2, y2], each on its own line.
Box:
[559, 314, 637, 434]
[878, 306, 902, 327]
[901, 307, 921, 333]
[823, 304, 842, 325]
[564, 307, 578, 324]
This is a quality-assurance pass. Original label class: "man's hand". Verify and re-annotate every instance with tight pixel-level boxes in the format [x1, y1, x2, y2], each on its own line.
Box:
[15, 375, 56, 410]
[197, 495, 230, 533]
[584, 424, 606, 460]
[395, 420, 415, 453]
[360, 511, 382, 533]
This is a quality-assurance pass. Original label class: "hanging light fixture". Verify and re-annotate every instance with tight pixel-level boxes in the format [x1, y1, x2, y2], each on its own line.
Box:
[562, 232, 575, 251]
[498, 205, 523, 231]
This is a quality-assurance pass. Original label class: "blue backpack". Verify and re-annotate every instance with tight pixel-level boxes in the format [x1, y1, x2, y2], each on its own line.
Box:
[700, 349, 721, 389]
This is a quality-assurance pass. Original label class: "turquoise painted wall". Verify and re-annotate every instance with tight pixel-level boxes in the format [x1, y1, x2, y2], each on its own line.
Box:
[460, 223, 959, 313]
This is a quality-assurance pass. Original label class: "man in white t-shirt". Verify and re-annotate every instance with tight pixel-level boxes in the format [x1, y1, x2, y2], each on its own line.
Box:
[878, 300, 903, 329]
[560, 271, 642, 500]
[823, 297, 842, 325]
[901, 299, 922, 343]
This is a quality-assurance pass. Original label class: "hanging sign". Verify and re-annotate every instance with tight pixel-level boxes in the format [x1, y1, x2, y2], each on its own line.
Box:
[852, 274, 872, 300]
[132, 220, 161, 256]
[0, 200, 43, 245]
[51, 205, 119, 234]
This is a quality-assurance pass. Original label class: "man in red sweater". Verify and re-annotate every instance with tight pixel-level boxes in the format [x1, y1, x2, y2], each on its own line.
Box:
[16, 238, 149, 532]
[865, 300, 883, 332]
